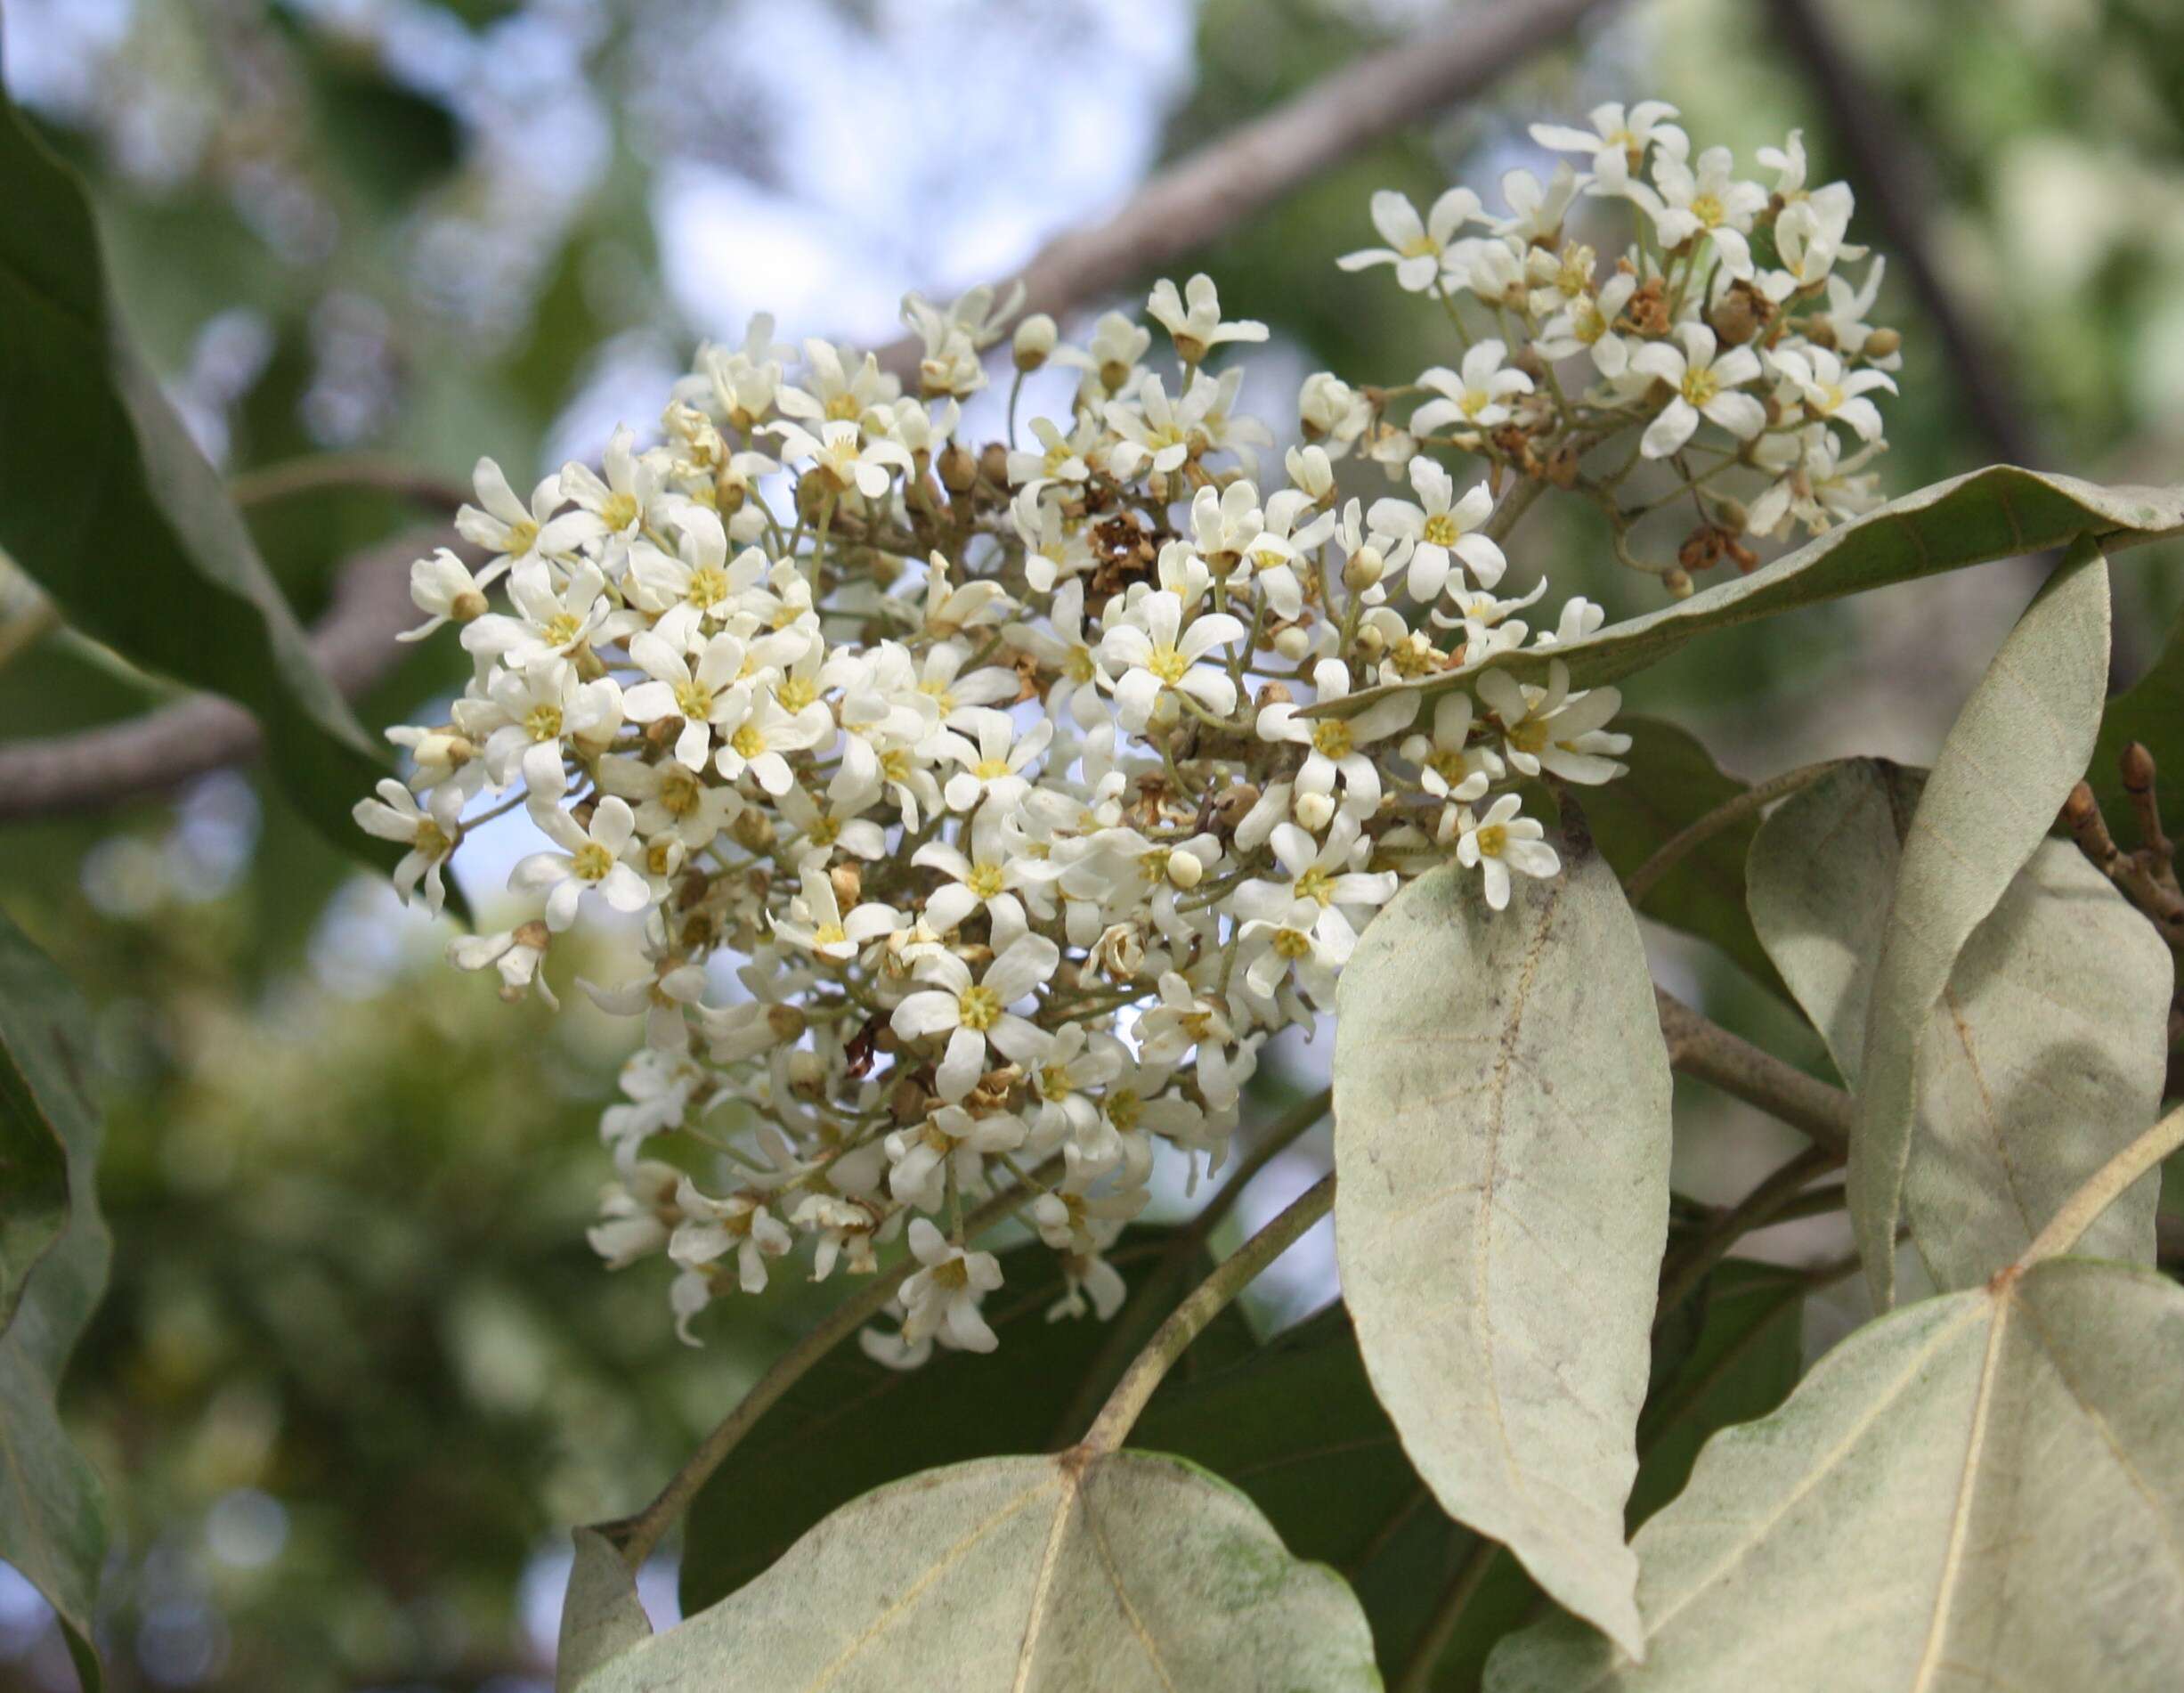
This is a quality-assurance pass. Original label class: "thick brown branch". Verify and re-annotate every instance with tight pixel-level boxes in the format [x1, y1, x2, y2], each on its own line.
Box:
[878, 0, 1620, 380]
[0, 525, 458, 820]
[1655, 986, 1854, 1156]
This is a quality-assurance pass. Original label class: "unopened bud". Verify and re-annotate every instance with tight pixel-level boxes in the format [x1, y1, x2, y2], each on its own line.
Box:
[1165, 849, 1204, 891]
[1012, 313, 1057, 371]
[1863, 327, 1902, 360]
[731, 810, 776, 852]
[451, 589, 488, 623]
[1711, 496, 1750, 533]
[1272, 625, 1311, 662]
[978, 442, 1010, 488]
[829, 863, 863, 908]
[1343, 545, 1385, 592]
[938, 443, 978, 493]
[513, 920, 551, 951]
[766, 1005, 808, 1042]
[1255, 681, 1295, 711]
[1294, 790, 1337, 831]
[1664, 567, 1694, 599]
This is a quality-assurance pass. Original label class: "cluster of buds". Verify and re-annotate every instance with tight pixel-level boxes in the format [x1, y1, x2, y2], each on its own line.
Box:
[355, 102, 1896, 1357]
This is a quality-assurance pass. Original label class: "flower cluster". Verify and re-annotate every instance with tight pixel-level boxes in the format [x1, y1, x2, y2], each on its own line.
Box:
[358, 103, 1894, 1358]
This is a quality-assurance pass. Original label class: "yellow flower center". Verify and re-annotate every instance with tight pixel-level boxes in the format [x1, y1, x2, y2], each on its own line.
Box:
[545, 611, 583, 647]
[1506, 717, 1550, 754]
[505, 517, 539, 556]
[824, 393, 860, 422]
[1690, 193, 1724, 229]
[1398, 233, 1440, 259]
[1147, 645, 1191, 685]
[930, 1256, 970, 1290]
[686, 566, 731, 608]
[1250, 548, 1287, 575]
[1295, 866, 1335, 906]
[1474, 823, 1508, 858]
[973, 757, 1014, 781]
[1681, 367, 1719, 407]
[600, 492, 638, 532]
[1421, 513, 1459, 548]
[1107, 1089, 1142, 1131]
[660, 768, 702, 817]
[777, 677, 817, 713]
[813, 921, 848, 948]
[1039, 1063, 1073, 1099]
[880, 749, 912, 784]
[572, 842, 614, 882]
[1066, 647, 1096, 684]
[808, 814, 840, 846]
[1274, 927, 1314, 959]
[524, 704, 564, 742]
[730, 724, 766, 759]
[1427, 749, 1473, 785]
[1311, 720, 1355, 760]
[674, 680, 715, 721]
[957, 984, 1002, 1032]
[966, 863, 1005, 899]
[412, 818, 451, 859]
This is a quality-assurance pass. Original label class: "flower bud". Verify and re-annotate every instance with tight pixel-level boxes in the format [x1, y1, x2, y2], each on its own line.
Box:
[830, 863, 863, 909]
[1664, 567, 1694, 599]
[938, 443, 978, 493]
[1272, 625, 1311, 662]
[1863, 327, 1902, 360]
[1012, 313, 1057, 371]
[451, 589, 489, 623]
[1165, 849, 1204, 891]
[1343, 545, 1385, 593]
[1294, 790, 1337, 831]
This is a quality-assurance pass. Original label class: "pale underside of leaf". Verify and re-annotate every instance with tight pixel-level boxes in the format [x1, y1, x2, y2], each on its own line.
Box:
[1750, 759, 2170, 1290]
[1848, 548, 2113, 1307]
[571, 1451, 1377, 1692]
[1315, 466, 2181, 719]
[1485, 1256, 2184, 1692]
[1333, 843, 1672, 1656]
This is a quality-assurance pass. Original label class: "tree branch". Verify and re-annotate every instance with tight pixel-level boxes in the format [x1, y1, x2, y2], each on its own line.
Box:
[1767, 0, 2041, 468]
[0, 525, 458, 820]
[1654, 986, 1854, 1156]
[877, 0, 1620, 381]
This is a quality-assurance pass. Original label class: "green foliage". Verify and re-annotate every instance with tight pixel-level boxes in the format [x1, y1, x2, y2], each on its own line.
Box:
[1332, 842, 1673, 1656]
[1847, 547, 2117, 1306]
[0, 910, 111, 1689]
[678, 1229, 1251, 1615]
[1487, 1256, 2184, 1691]
[583, 1450, 1380, 1692]
[0, 83, 397, 875]
[1752, 759, 2171, 1287]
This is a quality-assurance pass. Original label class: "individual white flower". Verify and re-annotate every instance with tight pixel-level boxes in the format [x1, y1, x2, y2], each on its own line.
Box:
[890, 932, 1060, 1102]
[1400, 691, 1504, 839]
[1098, 591, 1246, 730]
[1492, 162, 1580, 244]
[1234, 489, 1338, 623]
[1529, 101, 1687, 188]
[1146, 273, 1267, 363]
[353, 778, 463, 914]
[1635, 145, 1767, 276]
[1101, 374, 1198, 479]
[1298, 371, 1371, 447]
[898, 1217, 1005, 1353]
[1051, 309, 1152, 405]
[1475, 661, 1630, 784]
[884, 1104, 1026, 1212]
[768, 416, 912, 500]
[1005, 414, 1095, 491]
[669, 1180, 793, 1297]
[913, 806, 1038, 934]
[456, 458, 589, 574]
[1368, 457, 1506, 600]
[509, 796, 653, 930]
[1409, 339, 1535, 435]
[933, 708, 1053, 814]
[1455, 794, 1563, 911]
[1137, 971, 1252, 1111]
[399, 549, 489, 642]
[449, 921, 557, 1009]
[560, 424, 669, 543]
[772, 855, 902, 962]
[587, 1160, 682, 1270]
[1231, 814, 1398, 956]
[1536, 271, 1640, 378]
[1768, 344, 1896, 442]
[613, 631, 750, 771]
[775, 338, 897, 424]
[1746, 424, 1887, 536]
[1336, 187, 1482, 290]
[710, 687, 834, 796]
[1631, 322, 1766, 458]
[1256, 660, 1418, 817]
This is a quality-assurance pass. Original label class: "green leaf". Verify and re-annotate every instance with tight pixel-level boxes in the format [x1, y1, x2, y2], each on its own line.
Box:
[1486, 1256, 2184, 1691]
[1751, 759, 2171, 1290]
[1333, 837, 1674, 1656]
[1324, 467, 2182, 717]
[1849, 546, 2115, 1306]
[576, 1451, 1379, 1692]
[0, 941, 73, 1335]
[1132, 1271, 1803, 1690]
[0, 77, 394, 871]
[556, 1526, 654, 1690]
[1566, 717, 1787, 1000]
[0, 910, 110, 1688]
[2089, 600, 2184, 849]
[677, 1229, 1250, 1615]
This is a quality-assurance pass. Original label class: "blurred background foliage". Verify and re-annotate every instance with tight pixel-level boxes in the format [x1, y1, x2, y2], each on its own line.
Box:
[1, 0, 2181, 1687]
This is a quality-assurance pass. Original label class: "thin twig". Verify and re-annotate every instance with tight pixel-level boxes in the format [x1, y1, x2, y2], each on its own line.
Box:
[1655, 1144, 1840, 1322]
[1655, 987, 1854, 1156]
[874, 0, 1621, 382]
[229, 452, 472, 513]
[599, 1158, 1061, 1568]
[1078, 1172, 1335, 1454]
[2020, 1101, 2184, 1268]
[1048, 1084, 1332, 1446]
[1625, 758, 1847, 907]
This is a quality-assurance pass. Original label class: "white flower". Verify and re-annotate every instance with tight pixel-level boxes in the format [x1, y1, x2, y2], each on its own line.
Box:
[768, 416, 911, 500]
[890, 932, 1060, 1102]
[1493, 163, 1580, 244]
[1631, 322, 1766, 458]
[1536, 271, 1639, 378]
[1529, 101, 1686, 188]
[1336, 187, 1482, 290]
[510, 796, 653, 930]
[560, 424, 668, 542]
[399, 549, 489, 642]
[456, 458, 589, 573]
[773, 855, 901, 962]
[1409, 339, 1535, 435]
[616, 631, 751, 770]
[1099, 591, 1245, 730]
[1146, 273, 1267, 363]
[933, 708, 1053, 814]
[1475, 661, 1629, 784]
[1368, 457, 1506, 600]
[670, 1180, 793, 1298]
[353, 779, 463, 914]
[898, 1217, 1004, 1353]
[449, 922, 556, 1009]
[1256, 660, 1418, 818]
[710, 687, 833, 796]
[1455, 794, 1563, 911]
[1636, 145, 1767, 276]
[1769, 344, 1895, 442]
